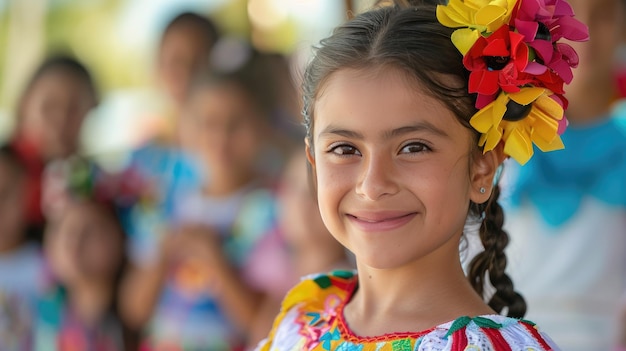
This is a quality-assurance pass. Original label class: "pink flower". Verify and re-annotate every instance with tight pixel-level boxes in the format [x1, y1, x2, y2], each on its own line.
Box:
[512, 0, 589, 83]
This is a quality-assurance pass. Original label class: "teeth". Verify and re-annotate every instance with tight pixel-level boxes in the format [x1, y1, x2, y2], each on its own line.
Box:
[361, 219, 378, 223]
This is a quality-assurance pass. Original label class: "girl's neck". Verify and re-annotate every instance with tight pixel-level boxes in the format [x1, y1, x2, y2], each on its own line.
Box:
[66, 279, 115, 326]
[344, 247, 492, 336]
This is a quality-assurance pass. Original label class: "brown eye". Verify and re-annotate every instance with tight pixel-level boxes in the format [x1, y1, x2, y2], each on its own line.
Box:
[400, 142, 430, 154]
[330, 144, 361, 156]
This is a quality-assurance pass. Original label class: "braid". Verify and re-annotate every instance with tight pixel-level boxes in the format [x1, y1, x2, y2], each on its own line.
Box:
[468, 185, 526, 318]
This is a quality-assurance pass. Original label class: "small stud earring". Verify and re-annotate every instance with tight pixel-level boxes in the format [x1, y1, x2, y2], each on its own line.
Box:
[479, 187, 486, 194]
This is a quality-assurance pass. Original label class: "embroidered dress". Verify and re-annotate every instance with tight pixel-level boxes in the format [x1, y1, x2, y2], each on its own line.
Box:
[257, 271, 558, 351]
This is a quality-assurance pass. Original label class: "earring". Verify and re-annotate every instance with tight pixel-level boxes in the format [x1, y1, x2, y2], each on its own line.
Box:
[479, 187, 486, 194]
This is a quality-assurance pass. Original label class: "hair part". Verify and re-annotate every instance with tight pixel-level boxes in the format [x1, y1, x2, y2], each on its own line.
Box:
[302, 0, 525, 317]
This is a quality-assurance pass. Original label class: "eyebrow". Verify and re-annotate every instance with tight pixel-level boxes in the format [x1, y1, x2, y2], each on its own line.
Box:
[318, 121, 450, 140]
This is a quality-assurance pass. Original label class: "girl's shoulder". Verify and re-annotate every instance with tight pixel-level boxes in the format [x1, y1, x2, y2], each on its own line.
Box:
[418, 315, 560, 351]
[257, 272, 559, 351]
[277, 270, 357, 313]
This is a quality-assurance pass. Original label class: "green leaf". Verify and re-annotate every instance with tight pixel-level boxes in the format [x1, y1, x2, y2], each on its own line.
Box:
[314, 275, 332, 289]
[445, 316, 472, 337]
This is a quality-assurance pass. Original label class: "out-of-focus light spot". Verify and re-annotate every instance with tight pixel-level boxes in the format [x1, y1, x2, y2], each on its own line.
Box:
[247, 0, 289, 29]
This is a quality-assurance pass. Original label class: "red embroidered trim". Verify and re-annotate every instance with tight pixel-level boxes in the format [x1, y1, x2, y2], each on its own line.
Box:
[450, 327, 468, 351]
[521, 322, 552, 350]
[335, 277, 436, 343]
[483, 328, 513, 351]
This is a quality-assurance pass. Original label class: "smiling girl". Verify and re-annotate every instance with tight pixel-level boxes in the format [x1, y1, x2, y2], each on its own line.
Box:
[255, 0, 587, 349]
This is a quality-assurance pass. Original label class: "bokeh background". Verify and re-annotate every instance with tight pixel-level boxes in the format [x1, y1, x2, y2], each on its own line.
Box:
[0, 0, 375, 156]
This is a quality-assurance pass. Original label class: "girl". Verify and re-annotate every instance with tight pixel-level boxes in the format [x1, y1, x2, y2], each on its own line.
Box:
[36, 158, 137, 351]
[246, 151, 354, 346]
[10, 55, 98, 242]
[257, 0, 587, 349]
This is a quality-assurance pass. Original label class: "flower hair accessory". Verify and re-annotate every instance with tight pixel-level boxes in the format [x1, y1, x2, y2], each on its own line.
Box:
[437, 0, 589, 164]
[42, 157, 150, 221]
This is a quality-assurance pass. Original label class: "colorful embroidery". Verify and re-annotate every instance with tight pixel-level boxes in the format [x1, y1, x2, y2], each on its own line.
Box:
[257, 272, 559, 351]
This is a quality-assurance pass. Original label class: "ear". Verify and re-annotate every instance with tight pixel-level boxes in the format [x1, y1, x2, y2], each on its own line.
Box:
[469, 142, 504, 204]
[305, 138, 317, 192]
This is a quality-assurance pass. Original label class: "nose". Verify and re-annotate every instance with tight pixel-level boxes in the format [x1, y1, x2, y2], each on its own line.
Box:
[355, 151, 400, 201]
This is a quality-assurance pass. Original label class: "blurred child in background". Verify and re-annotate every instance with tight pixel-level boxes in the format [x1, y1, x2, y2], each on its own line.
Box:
[245, 151, 353, 346]
[503, 0, 626, 349]
[121, 48, 281, 350]
[36, 158, 137, 351]
[123, 11, 219, 275]
[9, 55, 98, 241]
[0, 145, 49, 351]
[146, 11, 220, 144]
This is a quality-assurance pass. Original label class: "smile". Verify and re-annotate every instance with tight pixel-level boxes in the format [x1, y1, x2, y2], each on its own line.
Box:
[346, 211, 417, 232]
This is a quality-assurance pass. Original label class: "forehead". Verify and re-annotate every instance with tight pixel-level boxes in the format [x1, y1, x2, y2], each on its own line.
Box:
[160, 25, 212, 53]
[313, 66, 464, 137]
[30, 71, 92, 98]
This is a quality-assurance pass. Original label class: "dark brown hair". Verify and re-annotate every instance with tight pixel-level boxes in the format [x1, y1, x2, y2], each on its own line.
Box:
[188, 49, 277, 121]
[302, 0, 526, 317]
[162, 12, 220, 52]
[18, 55, 98, 120]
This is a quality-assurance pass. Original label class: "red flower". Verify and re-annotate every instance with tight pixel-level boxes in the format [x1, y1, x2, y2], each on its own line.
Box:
[464, 26, 531, 109]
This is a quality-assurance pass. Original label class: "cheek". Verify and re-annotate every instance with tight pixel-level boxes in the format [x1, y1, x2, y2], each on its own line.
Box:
[84, 236, 123, 274]
[314, 160, 352, 230]
[423, 164, 472, 224]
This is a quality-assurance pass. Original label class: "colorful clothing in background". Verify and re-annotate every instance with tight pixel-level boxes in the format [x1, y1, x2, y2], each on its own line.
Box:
[124, 143, 202, 265]
[34, 287, 124, 351]
[503, 101, 626, 351]
[256, 271, 558, 351]
[144, 187, 277, 351]
[0, 243, 48, 351]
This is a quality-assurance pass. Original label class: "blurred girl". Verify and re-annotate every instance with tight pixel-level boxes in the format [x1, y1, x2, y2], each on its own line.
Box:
[10, 55, 98, 241]
[121, 49, 279, 350]
[246, 151, 353, 346]
[35, 158, 136, 351]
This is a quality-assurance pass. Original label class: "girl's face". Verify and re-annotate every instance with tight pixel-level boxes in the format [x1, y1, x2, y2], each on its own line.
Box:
[20, 71, 95, 160]
[46, 202, 124, 284]
[0, 158, 26, 250]
[308, 67, 496, 270]
[158, 26, 212, 107]
[180, 83, 265, 184]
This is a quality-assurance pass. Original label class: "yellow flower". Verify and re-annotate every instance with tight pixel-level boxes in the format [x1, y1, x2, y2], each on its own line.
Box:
[470, 87, 565, 165]
[436, 0, 519, 54]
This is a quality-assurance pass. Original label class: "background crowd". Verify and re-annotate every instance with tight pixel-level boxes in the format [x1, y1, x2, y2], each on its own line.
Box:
[0, 0, 624, 350]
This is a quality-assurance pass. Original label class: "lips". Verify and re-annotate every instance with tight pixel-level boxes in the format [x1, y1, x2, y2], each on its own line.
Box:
[346, 211, 417, 232]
